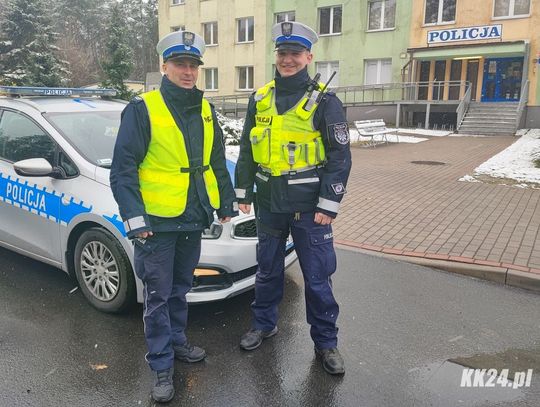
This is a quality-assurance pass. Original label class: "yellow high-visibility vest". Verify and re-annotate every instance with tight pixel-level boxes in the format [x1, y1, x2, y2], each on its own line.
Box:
[250, 80, 326, 176]
[138, 90, 220, 217]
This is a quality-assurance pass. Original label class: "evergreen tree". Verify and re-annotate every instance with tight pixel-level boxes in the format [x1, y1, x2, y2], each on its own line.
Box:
[123, 0, 159, 81]
[53, 0, 107, 86]
[100, 2, 136, 100]
[0, 0, 69, 86]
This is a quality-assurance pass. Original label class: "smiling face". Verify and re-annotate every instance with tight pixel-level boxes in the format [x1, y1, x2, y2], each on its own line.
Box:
[275, 48, 313, 77]
[162, 57, 200, 89]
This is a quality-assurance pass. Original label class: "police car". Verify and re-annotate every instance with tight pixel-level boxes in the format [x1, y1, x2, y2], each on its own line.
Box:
[0, 86, 296, 313]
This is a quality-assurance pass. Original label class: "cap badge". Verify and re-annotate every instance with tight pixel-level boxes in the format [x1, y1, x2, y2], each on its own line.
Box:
[183, 31, 195, 48]
[281, 22, 293, 37]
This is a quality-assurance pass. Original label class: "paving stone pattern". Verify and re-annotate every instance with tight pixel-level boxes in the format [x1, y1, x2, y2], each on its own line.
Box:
[334, 136, 540, 275]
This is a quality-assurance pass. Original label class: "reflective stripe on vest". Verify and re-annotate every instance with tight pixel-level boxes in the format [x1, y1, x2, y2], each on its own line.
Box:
[138, 90, 220, 217]
[250, 80, 326, 176]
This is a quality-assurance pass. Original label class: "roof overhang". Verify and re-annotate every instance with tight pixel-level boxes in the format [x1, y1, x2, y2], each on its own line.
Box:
[407, 40, 527, 60]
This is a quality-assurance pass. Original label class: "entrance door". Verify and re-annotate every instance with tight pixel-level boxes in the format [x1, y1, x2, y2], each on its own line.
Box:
[481, 57, 524, 102]
[466, 60, 479, 101]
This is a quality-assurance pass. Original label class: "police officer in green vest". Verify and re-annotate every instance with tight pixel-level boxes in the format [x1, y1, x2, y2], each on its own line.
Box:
[110, 30, 237, 403]
[235, 21, 352, 375]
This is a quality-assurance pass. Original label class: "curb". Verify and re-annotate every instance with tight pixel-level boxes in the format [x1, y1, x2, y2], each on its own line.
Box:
[335, 240, 540, 294]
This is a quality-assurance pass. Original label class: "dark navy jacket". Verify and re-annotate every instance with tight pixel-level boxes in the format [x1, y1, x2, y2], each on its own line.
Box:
[110, 76, 238, 238]
[234, 67, 351, 218]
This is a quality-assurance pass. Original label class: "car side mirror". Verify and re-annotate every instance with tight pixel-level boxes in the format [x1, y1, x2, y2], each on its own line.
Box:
[13, 158, 53, 177]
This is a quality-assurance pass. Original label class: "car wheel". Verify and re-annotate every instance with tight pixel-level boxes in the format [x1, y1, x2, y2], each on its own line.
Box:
[74, 227, 135, 313]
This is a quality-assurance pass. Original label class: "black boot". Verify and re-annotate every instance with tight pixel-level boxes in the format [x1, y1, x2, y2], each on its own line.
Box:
[239, 327, 278, 350]
[151, 368, 175, 403]
[315, 347, 345, 375]
[173, 342, 206, 363]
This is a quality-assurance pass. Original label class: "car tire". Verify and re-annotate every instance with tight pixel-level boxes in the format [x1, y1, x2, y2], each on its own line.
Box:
[74, 227, 135, 313]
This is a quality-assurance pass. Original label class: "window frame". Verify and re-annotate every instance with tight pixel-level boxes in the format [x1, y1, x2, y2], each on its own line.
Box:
[315, 61, 340, 87]
[171, 25, 185, 32]
[492, 0, 531, 19]
[204, 68, 219, 91]
[275, 11, 296, 23]
[202, 21, 218, 46]
[423, 0, 457, 26]
[237, 66, 254, 91]
[236, 17, 254, 43]
[367, 0, 396, 32]
[318, 5, 343, 36]
[171, 0, 185, 6]
[0, 108, 78, 178]
[364, 58, 393, 85]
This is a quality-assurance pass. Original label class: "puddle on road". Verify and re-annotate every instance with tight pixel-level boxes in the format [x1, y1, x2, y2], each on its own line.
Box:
[414, 347, 539, 405]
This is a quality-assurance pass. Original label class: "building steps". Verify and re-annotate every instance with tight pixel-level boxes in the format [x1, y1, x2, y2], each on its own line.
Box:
[458, 102, 519, 135]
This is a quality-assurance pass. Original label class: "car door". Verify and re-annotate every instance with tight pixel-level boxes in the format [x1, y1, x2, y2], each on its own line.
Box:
[0, 109, 62, 263]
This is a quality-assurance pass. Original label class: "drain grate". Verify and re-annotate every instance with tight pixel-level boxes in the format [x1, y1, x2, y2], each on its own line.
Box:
[410, 160, 446, 166]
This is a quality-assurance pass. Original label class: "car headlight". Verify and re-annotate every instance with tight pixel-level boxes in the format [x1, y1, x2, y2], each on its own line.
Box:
[202, 221, 223, 239]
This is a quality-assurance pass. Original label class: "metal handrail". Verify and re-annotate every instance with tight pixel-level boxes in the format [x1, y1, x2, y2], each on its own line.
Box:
[516, 80, 529, 130]
[206, 80, 471, 118]
[456, 84, 472, 130]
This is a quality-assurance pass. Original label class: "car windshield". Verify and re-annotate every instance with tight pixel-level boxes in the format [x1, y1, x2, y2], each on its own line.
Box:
[44, 110, 121, 168]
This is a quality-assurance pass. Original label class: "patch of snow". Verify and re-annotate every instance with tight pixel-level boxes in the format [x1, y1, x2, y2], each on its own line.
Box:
[459, 175, 480, 182]
[349, 128, 428, 144]
[470, 129, 540, 185]
[396, 128, 453, 137]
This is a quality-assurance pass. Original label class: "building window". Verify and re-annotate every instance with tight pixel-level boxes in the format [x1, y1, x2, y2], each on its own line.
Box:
[204, 68, 218, 91]
[319, 6, 342, 35]
[203, 22, 218, 45]
[494, 0, 530, 17]
[364, 59, 392, 85]
[275, 11, 296, 23]
[316, 61, 340, 87]
[237, 66, 254, 90]
[171, 25, 185, 32]
[237, 17, 254, 43]
[424, 0, 456, 25]
[368, 0, 396, 30]
[171, 0, 185, 5]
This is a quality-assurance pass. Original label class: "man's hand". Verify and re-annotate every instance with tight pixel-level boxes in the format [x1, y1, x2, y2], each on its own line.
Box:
[135, 231, 153, 239]
[239, 204, 251, 214]
[219, 217, 232, 223]
[314, 212, 333, 225]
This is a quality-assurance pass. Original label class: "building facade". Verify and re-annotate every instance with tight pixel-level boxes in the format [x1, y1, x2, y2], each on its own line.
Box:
[158, 0, 412, 96]
[408, 0, 540, 126]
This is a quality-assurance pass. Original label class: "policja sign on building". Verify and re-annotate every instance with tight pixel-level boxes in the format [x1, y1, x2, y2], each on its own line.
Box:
[427, 24, 502, 45]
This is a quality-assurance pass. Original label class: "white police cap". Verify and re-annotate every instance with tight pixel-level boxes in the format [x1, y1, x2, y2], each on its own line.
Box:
[271, 21, 318, 51]
[156, 31, 206, 65]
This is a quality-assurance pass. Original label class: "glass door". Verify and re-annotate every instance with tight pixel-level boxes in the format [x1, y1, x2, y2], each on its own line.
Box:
[466, 59, 479, 101]
[481, 57, 523, 102]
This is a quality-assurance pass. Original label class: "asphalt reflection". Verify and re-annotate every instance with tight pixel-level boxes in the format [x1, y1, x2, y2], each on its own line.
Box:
[1, 246, 539, 406]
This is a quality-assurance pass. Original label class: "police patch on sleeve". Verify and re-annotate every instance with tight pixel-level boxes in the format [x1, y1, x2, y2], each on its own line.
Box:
[330, 122, 350, 145]
[331, 182, 346, 195]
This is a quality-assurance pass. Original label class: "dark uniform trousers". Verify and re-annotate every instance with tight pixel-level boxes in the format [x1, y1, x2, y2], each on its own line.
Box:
[133, 230, 202, 371]
[253, 206, 339, 349]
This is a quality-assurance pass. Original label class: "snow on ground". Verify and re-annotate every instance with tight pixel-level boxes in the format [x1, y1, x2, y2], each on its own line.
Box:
[460, 129, 540, 187]
[349, 127, 428, 144]
[396, 128, 453, 137]
[218, 113, 540, 187]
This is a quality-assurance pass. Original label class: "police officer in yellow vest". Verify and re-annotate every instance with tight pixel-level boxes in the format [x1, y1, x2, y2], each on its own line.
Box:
[110, 30, 237, 403]
[235, 21, 351, 375]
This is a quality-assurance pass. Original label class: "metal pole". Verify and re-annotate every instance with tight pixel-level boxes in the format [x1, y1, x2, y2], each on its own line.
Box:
[425, 103, 431, 129]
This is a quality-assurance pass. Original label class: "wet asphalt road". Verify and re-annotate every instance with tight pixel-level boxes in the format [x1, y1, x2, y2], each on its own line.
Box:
[1, 246, 539, 407]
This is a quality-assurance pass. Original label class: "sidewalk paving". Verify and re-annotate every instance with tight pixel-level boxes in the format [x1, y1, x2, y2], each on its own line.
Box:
[334, 135, 540, 292]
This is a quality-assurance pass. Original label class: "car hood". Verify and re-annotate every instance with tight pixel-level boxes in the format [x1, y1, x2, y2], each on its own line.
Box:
[94, 166, 111, 186]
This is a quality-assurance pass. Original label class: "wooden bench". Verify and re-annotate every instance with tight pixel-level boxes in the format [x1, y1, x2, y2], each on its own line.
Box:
[354, 119, 396, 147]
